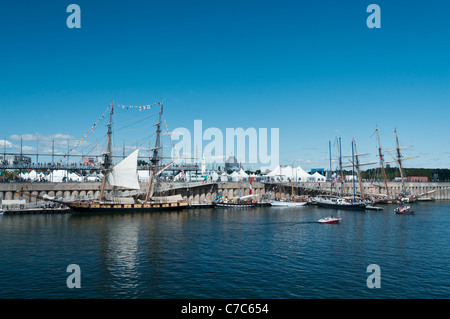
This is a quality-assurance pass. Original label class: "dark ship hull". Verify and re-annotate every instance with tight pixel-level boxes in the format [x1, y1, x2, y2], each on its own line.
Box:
[68, 201, 189, 214]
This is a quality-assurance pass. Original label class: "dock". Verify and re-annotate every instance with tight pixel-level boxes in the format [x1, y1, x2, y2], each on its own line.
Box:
[1, 207, 72, 215]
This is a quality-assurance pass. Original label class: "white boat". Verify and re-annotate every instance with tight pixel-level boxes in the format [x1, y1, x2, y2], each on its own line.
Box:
[318, 216, 342, 224]
[212, 194, 256, 208]
[394, 205, 414, 214]
[270, 200, 307, 207]
[212, 200, 255, 208]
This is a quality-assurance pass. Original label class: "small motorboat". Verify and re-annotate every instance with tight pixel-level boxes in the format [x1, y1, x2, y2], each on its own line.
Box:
[318, 216, 341, 224]
[394, 205, 414, 214]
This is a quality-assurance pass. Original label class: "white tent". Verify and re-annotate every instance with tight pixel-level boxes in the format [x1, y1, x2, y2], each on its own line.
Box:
[229, 171, 240, 182]
[86, 176, 101, 182]
[20, 170, 39, 180]
[210, 171, 219, 181]
[238, 168, 249, 179]
[266, 165, 291, 181]
[266, 165, 312, 182]
[45, 170, 67, 182]
[29, 170, 38, 179]
[312, 172, 326, 182]
[219, 172, 228, 182]
[68, 172, 83, 182]
[295, 166, 313, 182]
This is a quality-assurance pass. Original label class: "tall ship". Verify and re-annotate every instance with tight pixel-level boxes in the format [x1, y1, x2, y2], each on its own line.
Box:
[23, 101, 188, 213]
[371, 127, 419, 204]
[316, 138, 366, 211]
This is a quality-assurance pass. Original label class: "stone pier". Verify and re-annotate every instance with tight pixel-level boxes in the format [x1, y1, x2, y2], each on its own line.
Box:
[1, 181, 449, 204]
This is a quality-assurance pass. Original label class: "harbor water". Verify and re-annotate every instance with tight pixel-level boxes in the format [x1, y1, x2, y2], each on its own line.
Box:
[0, 201, 449, 299]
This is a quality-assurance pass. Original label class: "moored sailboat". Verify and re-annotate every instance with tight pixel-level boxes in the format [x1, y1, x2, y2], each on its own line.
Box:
[212, 194, 256, 208]
[269, 164, 308, 207]
[316, 138, 366, 211]
[21, 101, 189, 213]
[68, 101, 188, 213]
[372, 127, 419, 204]
[212, 162, 256, 208]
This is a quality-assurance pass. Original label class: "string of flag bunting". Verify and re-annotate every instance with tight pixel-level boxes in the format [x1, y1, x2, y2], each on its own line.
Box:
[117, 101, 161, 111]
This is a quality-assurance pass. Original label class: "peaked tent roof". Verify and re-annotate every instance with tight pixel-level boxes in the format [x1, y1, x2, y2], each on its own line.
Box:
[266, 165, 312, 179]
[312, 172, 326, 181]
[238, 168, 249, 177]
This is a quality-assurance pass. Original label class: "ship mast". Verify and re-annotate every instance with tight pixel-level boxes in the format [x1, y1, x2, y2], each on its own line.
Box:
[394, 128, 406, 193]
[224, 160, 227, 201]
[342, 139, 377, 200]
[145, 101, 163, 202]
[338, 137, 344, 198]
[351, 139, 356, 203]
[353, 141, 364, 200]
[291, 164, 294, 201]
[329, 140, 333, 199]
[376, 126, 389, 197]
[99, 100, 115, 202]
[384, 129, 418, 196]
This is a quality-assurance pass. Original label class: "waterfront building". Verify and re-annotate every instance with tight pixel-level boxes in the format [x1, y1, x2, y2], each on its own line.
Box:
[225, 156, 240, 172]
[0, 154, 32, 166]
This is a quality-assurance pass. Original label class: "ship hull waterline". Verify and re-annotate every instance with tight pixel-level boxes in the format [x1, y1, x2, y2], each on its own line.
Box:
[212, 202, 256, 208]
[316, 201, 366, 211]
[68, 202, 189, 214]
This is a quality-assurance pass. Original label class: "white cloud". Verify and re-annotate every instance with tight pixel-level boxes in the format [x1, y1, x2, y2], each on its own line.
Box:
[6, 133, 78, 154]
[0, 139, 13, 148]
[10, 133, 74, 142]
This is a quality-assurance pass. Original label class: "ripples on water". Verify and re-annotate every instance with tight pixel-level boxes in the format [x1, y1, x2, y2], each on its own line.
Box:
[0, 201, 449, 299]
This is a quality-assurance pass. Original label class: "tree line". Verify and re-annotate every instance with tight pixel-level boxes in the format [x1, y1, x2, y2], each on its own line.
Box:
[350, 167, 450, 182]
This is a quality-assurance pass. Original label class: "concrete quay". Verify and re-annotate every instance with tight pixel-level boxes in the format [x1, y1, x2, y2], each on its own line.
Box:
[1, 181, 449, 204]
[0, 181, 267, 204]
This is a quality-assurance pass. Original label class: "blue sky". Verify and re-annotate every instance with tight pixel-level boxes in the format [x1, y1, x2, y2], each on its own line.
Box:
[0, 0, 449, 171]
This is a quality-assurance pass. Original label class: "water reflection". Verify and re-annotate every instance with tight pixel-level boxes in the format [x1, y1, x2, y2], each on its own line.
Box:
[1, 203, 449, 298]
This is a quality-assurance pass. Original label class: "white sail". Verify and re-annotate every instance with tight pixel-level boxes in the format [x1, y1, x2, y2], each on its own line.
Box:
[107, 149, 140, 190]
